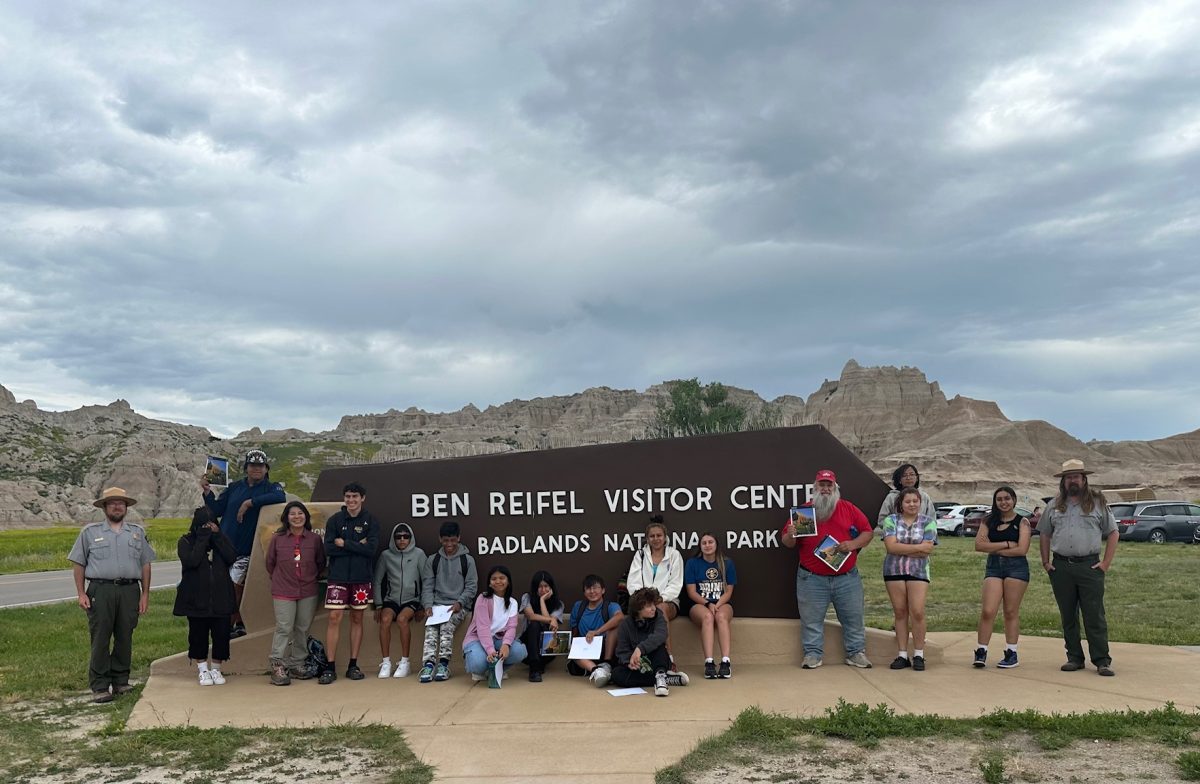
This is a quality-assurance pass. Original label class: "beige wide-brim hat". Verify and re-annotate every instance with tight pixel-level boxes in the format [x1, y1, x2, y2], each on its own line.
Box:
[94, 487, 138, 508]
[1053, 459, 1093, 478]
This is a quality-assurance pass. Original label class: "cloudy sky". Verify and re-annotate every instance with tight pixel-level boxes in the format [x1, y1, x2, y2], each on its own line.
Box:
[1, 1, 1197, 441]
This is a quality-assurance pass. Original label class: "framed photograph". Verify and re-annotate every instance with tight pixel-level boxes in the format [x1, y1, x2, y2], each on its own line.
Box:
[540, 630, 572, 656]
[204, 455, 229, 488]
[814, 534, 851, 572]
[789, 506, 818, 537]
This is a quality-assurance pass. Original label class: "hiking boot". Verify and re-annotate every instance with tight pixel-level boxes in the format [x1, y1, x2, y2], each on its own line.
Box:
[288, 665, 315, 680]
[589, 663, 611, 688]
[704, 661, 717, 679]
[890, 656, 911, 670]
[997, 650, 1019, 669]
[912, 656, 925, 672]
[665, 671, 689, 687]
[318, 669, 337, 685]
[198, 669, 214, 686]
[529, 670, 543, 683]
[394, 659, 410, 678]
[209, 667, 226, 685]
[92, 689, 114, 703]
[973, 647, 987, 668]
[418, 662, 435, 683]
[270, 664, 291, 686]
[845, 652, 872, 669]
[801, 654, 823, 669]
[434, 661, 450, 681]
[654, 670, 669, 697]
[718, 660, 731, 679]
[230, 623, 247, 639]
[346, 664, 365, 681]
[1060, 660, 1084, 672]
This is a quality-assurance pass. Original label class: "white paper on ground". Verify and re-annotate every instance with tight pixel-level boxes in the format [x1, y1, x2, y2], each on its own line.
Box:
[568, 635, 603, 660]
[607, 687, 646, 696]
[425, 605, 453, 626]
[494, 659, 504, 688]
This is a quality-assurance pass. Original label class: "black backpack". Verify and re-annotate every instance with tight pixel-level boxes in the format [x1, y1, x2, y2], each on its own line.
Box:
[571, 598, 611, 632]
[431, 551, 469, 581]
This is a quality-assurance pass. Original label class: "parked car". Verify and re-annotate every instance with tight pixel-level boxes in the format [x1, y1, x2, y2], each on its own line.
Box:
[936, 504, 990, 536]
[961, 507, 1038, 537]
[933, 501, 962, 515]
[1112, 501, 1200, 544]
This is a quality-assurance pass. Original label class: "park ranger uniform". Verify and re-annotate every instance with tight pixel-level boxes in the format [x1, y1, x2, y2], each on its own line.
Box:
[68, 516, 156, 694]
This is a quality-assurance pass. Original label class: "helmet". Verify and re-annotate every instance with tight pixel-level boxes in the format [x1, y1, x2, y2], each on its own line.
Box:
[243, 449, 270, 468]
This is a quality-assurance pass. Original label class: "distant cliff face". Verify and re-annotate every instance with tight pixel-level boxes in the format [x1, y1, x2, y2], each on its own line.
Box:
[1, 362, 1197, 525]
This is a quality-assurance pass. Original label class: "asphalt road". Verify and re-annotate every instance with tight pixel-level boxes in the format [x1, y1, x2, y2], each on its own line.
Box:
[0, 560, 182, 609]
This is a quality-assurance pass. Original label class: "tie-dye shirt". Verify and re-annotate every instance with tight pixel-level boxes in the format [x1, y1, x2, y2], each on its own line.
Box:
[881, 514, 936, 580]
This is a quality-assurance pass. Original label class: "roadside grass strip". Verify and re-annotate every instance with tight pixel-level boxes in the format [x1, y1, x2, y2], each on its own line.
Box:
[0, 519, 188, 574]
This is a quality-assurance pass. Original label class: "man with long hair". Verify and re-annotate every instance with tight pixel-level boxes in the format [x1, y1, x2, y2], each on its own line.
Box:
[781, 469, 874, 670]
[1038, 459, 1119, 676]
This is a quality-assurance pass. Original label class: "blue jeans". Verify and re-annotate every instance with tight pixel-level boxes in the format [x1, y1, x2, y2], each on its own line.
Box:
[463, 636, 529, 676]
[795, 566, 866, 657]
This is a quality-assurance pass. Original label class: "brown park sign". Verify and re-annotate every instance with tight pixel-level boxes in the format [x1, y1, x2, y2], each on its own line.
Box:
[309, 425, 889, 619]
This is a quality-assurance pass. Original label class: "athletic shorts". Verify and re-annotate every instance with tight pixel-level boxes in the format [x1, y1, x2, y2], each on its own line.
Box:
[985, 555, 1030, 582]
[228, 556, 251, 585]
[380, 600, 422, 616]
[325, 582, 373, 610]
[883, 574, 930, 583]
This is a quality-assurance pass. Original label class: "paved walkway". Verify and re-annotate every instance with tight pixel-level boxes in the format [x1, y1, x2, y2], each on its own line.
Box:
[129, 623, 1200, 784]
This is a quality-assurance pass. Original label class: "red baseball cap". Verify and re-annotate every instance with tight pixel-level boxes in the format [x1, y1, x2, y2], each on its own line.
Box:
[814, 469, 837, 484]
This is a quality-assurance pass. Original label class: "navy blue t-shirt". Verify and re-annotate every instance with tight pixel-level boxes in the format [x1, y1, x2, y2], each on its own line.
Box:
[684, 556, 737, 603]
[570, 600, 622, 635]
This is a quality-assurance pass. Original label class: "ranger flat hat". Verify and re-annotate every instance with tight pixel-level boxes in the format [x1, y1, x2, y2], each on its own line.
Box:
[1053, 459, 1093, 477]
[93, 487, 138, 508]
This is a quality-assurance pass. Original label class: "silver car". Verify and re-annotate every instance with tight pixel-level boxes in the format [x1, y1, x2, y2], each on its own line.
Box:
[1112, 501, 1200, 544]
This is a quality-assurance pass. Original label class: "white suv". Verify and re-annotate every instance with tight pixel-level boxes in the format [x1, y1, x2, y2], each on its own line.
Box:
[936, 504, 990, 536]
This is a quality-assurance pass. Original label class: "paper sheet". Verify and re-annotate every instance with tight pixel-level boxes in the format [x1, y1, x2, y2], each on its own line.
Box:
[607, 687, 646, 696]
[425, 604, 453, 626]
[568, 634, 603, 659]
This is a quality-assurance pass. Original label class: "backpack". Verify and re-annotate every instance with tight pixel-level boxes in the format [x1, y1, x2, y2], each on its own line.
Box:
[571, 598, 611, 632]
[431, 551, 469, 581]
[305, 636, 328, 672]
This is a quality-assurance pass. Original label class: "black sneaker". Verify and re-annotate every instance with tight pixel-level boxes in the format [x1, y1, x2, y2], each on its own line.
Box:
[997, 650, 1019, 669]
[230, 623, 247, 639]
[718, 660, 731, 679]
[889, 656, 911, 670]
[704, 661, 717, 679]
[346, 665, 365, 681]
[912, 655, 925, 672]
[973, 647, 987, 668]
[529, 670, 543, 683]
[318, 669, 337, 685]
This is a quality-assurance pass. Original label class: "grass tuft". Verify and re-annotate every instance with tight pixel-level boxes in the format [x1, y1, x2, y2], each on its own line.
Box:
[1179, 751, 1200, 781]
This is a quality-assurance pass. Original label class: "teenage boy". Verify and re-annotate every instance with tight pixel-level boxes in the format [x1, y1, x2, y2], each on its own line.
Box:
[373, 523, 426, 678]
[319, 482, 379, 685]
[418, 520, 477, 683]
[568, 574, 625, 687]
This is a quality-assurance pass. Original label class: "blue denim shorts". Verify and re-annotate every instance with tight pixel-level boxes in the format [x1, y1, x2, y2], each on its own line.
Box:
[985, 554, 1030, 582]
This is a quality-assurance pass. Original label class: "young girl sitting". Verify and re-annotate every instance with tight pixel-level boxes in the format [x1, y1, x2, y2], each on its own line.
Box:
[462, 565, 528, 681]
[613, 587, 690, 697]
[519, 570, 564, 682]
[685, 532, 736, 679]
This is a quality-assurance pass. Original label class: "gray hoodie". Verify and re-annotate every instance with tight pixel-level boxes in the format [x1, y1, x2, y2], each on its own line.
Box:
[373, 523, 428, 608]
[420, 541, 478, 608]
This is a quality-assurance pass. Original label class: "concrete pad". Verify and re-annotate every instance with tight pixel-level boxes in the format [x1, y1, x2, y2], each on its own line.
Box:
[130, 623, 1200, 783]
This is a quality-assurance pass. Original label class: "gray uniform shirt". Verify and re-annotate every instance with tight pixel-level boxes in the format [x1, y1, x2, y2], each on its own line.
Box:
[1042, 499, 1117, 557]
[68, 522, 156, 580]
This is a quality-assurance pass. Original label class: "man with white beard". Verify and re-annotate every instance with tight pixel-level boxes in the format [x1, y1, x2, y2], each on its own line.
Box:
[781, 469, 874, 669]
[1038, 459, 1118, 676]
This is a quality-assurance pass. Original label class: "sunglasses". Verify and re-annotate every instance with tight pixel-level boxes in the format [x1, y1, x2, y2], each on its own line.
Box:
[395, 533, 412, 539]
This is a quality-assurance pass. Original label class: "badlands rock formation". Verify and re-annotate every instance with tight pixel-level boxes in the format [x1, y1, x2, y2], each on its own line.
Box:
[1, 361, 1197, 525]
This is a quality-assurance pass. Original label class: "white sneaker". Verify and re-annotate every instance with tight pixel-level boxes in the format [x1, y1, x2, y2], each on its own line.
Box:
[654, 670, 669, 697]
[198, 669, 214, 686]
[394, 659, 410, 678]
[378, 659, 393, 678]
[590, 663, 612, 688]
[209, 667, 226, 685]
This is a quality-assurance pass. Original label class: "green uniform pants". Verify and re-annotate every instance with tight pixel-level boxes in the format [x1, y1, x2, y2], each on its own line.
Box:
[1048, 556, 1110, 667]
[86, 581, 141, 692]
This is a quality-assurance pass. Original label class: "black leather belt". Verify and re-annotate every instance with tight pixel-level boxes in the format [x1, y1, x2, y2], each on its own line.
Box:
[89, 578, 140, 585]
[1053, 554, 1098, 564]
